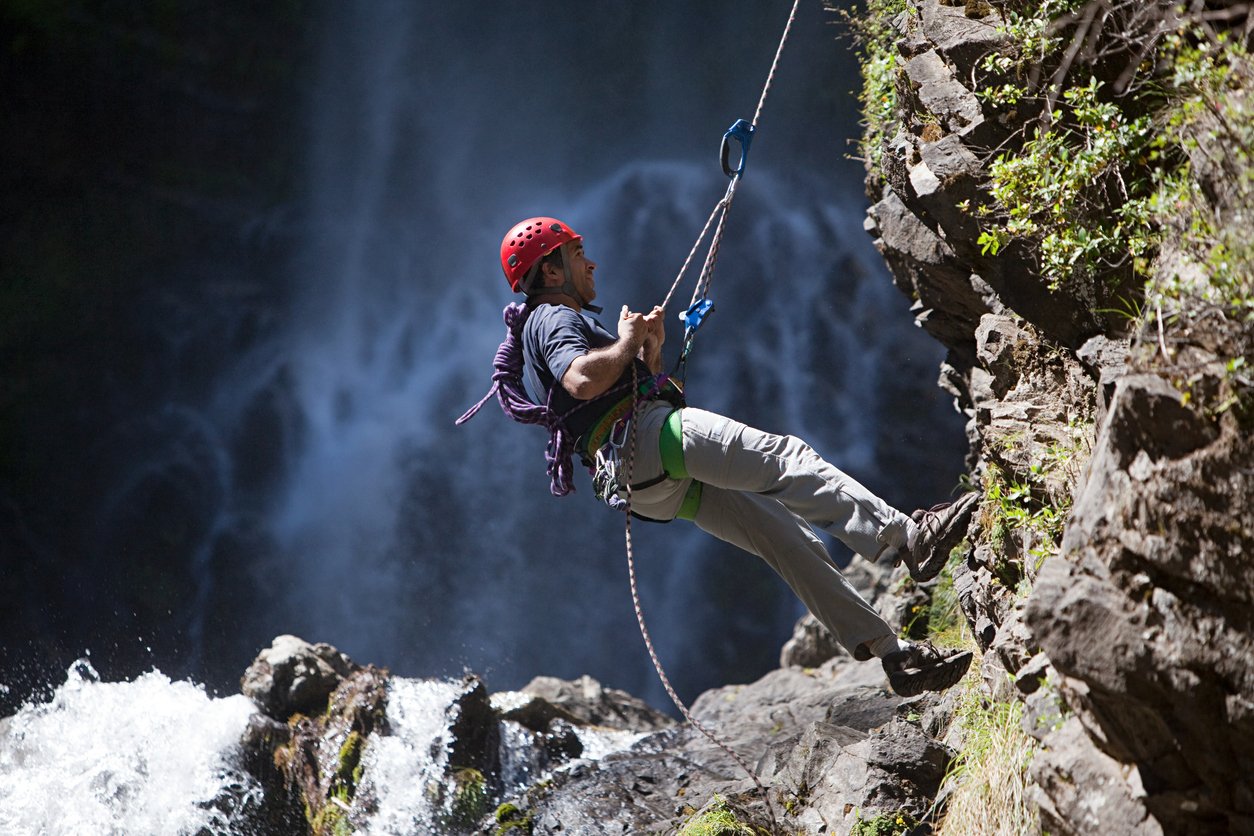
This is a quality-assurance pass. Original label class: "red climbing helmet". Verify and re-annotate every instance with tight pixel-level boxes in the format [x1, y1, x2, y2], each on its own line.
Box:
[500, 217, 582, 292]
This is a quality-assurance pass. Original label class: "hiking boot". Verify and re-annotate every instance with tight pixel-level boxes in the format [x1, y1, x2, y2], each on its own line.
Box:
[901, 492, 979, 583]
[882, 641, 973, 697]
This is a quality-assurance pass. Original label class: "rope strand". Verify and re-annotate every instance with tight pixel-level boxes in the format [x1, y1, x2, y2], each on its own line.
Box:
[623, 366, 778, 830]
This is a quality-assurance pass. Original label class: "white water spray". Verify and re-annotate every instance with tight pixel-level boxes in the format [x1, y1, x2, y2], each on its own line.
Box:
[0, 660, 259, 836]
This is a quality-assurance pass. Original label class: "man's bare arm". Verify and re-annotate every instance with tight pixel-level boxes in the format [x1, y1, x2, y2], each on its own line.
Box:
[560, 306, 649, 400]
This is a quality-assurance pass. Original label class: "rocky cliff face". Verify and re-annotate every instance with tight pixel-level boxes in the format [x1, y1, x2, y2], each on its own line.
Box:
[861, 1, 1254, 834]
[222, 3, 1253, 834]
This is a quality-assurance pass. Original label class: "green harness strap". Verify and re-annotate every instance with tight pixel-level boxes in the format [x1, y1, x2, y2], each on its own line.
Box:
[659, 409, 701, 521]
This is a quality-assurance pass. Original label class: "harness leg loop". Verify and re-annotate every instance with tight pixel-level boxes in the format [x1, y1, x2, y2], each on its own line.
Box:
[660, 409, 701, 521]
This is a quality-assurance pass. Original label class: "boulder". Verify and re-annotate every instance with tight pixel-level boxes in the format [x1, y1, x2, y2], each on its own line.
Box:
[241, 634, 360, 720]
[520, 674, 674, 733]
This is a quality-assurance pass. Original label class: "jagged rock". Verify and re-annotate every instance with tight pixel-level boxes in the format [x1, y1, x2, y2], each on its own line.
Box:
[245, 643, 390, 836]
[764, 717, 953, 833]
[241, 634, 361, 720]
[1103, 373, 1220, 465]
[861, 1, 1254, 834]
[975, 314, 1030, 398]
[236, 713, 306, 833]
[952, 549, 1001, 648]
[910, 134, 984, 241]
[1026, 368, 1254, 834]
[522, 748, 692, 834]
[1076, 334, 1130, 421]
[872, 0, 1110, 351]
[1014, 653, 1052, 697]
[918, 0, 1007, 70]
[512, 656, 913, 833]
[867, 191, 990, 347]
[779, 612, 845, 668]
[446, 675, 501, 778]
[902, 49, 984, 135]
[1030, 715, 1165, 836]
[980, 603, 1036, 701]
[520, 674, 674, 733]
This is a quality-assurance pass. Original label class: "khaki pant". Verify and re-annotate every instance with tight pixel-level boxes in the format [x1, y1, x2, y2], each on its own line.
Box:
[623, 401, 909, 656]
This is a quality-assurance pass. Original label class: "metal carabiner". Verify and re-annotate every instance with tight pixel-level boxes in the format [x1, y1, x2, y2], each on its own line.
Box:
[720, 118, 755, 178]
[608, 415, 633, 451]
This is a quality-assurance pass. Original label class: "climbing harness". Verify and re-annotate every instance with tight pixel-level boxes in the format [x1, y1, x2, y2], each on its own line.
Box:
[618, 2, 801, 829]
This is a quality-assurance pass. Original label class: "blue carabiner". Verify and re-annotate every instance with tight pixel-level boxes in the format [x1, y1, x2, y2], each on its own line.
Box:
[720, 119, 755, 178]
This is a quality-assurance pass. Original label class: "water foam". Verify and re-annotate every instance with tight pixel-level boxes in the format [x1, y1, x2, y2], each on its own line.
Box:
[356, 677, 463, 835]
[0, 660, 259, 836]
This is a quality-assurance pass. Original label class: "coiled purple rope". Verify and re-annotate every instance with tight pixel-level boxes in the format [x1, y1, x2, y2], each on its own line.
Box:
[456, 303, 578, 496]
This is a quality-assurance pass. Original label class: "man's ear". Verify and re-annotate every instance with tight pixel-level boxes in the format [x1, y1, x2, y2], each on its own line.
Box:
[540, 259, 561, 287]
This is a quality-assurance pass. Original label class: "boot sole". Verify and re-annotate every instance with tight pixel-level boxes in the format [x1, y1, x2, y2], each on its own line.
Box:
[911, 493, 979, 583]
[888, 649, 973, 697]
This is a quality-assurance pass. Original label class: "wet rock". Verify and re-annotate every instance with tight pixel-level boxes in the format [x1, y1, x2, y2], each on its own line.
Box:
[278, 663, 390, 834]
[446, 674, 501, 778]
[240, 634, 360, 720]
[233, 713, 305, 834]
[524, 749, 692, 834]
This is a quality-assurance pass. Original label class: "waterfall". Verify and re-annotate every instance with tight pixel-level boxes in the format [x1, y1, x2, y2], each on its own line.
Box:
[0, 664, 649, 834]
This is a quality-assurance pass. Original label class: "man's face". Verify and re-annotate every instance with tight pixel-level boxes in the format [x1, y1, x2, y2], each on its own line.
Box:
[561, 240, 597, 304]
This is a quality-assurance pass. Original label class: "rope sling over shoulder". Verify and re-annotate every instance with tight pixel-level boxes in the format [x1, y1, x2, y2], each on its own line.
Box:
[453, 302, 684, 497]
[457, 3, 801, 828]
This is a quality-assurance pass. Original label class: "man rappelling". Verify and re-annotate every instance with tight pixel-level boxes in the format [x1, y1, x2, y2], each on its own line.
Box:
[459, 216, 977, 697]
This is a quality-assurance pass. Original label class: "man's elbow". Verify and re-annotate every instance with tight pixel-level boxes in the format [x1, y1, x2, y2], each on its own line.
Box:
[562, 373, 599, 400]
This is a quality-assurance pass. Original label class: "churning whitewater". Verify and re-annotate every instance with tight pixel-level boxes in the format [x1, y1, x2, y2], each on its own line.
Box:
[0, 660, 259, 834]
[0, 663, 647, 835]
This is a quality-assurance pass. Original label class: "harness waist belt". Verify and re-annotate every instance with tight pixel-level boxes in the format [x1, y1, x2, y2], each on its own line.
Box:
[580, 376, 685, 456]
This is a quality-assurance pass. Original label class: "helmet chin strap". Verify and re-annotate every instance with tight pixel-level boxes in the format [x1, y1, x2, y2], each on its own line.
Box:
[527, 252, 601, 314]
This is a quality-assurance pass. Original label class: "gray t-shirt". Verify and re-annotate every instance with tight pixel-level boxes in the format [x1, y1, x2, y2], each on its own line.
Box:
[522, 303, 650, 442]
